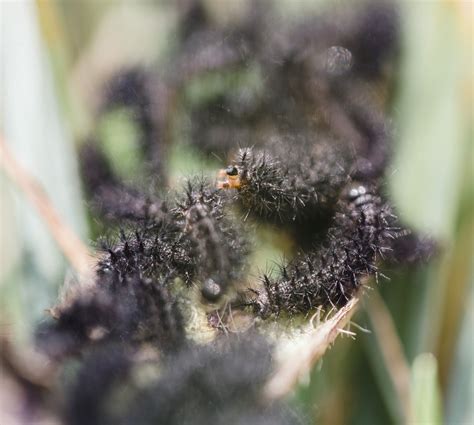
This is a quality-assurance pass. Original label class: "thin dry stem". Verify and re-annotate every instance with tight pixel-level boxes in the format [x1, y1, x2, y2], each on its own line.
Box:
[263, 296, 360, 400]
[0, 135, 94, 276]
[366, 290, 412, 424]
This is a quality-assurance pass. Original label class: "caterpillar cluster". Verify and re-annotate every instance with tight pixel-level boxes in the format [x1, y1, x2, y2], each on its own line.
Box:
[25, 2, 437, 425]
[76, 0, 430, 317]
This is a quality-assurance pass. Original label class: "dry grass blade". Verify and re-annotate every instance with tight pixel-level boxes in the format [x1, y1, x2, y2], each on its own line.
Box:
[366, 290, 413, 424]
[0, 135, 94, 277]
[263, 296, 360, 400]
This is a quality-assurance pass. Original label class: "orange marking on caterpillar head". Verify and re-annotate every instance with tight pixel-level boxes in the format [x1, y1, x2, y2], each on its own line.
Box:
[217, 165, 242, 189]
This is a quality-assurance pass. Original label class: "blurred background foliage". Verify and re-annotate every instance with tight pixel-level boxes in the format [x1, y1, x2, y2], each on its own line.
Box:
[0, 1, 472, 424]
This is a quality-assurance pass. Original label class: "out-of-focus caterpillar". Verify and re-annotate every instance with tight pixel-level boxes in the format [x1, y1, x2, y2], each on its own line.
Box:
[121, 335, 304, 425]
[36, 273, 185, 360]
[101, 68, 167, 177]
[63, 335, 303, 425]
[79, 143, 164, 223]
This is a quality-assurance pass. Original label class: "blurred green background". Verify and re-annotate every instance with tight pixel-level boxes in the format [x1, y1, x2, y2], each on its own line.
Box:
[0, 1, 472, 424]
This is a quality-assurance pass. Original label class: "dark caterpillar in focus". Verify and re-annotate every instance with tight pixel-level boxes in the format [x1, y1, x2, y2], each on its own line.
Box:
[217, 136, 351, 224]
[94, 180, 249, 302]
[172, 180, 250, 301]
[246, 183, 401, 318]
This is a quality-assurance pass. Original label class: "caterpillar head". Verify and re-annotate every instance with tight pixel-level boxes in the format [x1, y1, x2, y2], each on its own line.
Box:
[217, 164, 242, 190]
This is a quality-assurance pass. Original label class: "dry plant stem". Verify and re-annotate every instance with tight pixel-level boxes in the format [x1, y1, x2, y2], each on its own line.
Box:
[0, 135, 93, 276]
[0, 337, 57, 388]
[366, 290, 412, 424]
[263, 296, 360, 401]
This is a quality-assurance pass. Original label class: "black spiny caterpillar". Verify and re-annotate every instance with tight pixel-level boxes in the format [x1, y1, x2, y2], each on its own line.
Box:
[97, 223, 195, 285]
[218, 135, 350, 224]
[173, 181, 250, 300]
[248, 184, 400, 318]
[95, 180, 249, 301]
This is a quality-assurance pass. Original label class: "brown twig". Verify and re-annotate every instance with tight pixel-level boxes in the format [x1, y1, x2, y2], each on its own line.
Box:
[0, 134, 93, 276]
[263, 296, 360, 400]
[366, 290, 412, 424]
